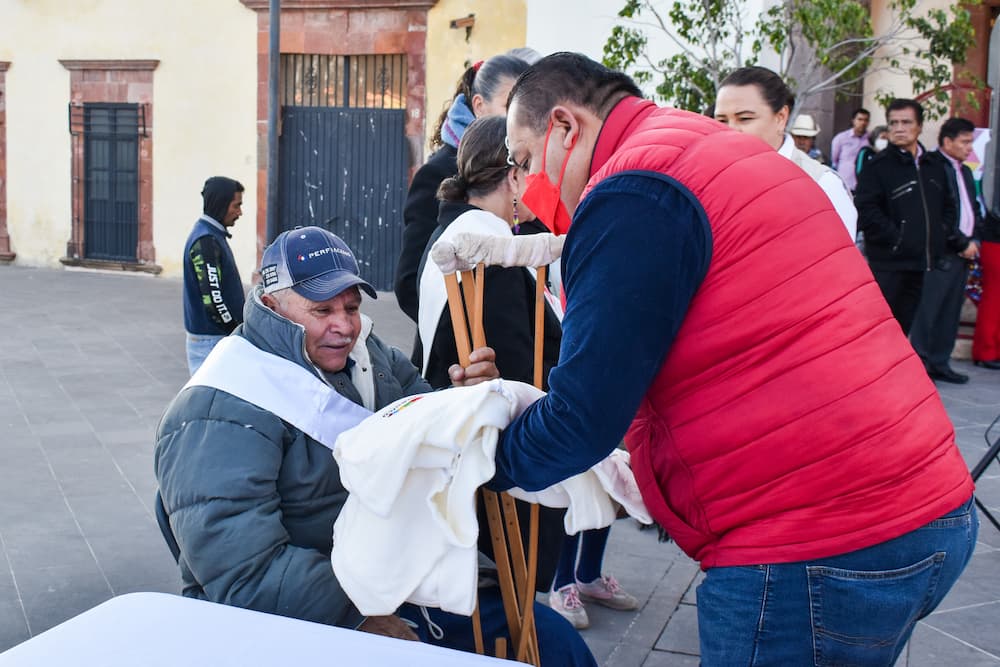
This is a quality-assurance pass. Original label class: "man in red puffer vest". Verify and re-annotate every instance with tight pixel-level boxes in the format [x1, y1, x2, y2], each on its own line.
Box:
[492, 53, 977, 666]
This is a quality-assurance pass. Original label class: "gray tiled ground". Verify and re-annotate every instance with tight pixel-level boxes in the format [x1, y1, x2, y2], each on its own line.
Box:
[1, 264, 999, 665]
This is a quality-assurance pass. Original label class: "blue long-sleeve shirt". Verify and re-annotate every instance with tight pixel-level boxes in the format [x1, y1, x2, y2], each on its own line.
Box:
[492, 171, 712, 491]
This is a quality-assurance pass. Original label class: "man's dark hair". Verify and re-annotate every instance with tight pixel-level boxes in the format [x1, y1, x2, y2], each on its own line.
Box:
[886, 98, 924, 125]
[507, 52, 642, 134]
[938, 117, 975, 146]
[718, 66, 794, 114]
[852, 108, 870, 119]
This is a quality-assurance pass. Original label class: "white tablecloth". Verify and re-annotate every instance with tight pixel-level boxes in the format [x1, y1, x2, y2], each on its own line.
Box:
[0, 592, 521, 666]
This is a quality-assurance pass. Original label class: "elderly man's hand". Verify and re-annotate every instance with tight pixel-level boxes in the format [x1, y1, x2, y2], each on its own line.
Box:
[358, 615, 419, 641]
[449, 346, 500, 386]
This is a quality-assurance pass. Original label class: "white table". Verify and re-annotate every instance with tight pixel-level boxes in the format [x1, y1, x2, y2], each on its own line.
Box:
[0, 592, 522, 666]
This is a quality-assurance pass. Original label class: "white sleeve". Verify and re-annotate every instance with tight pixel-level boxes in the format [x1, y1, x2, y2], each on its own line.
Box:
[818, 170, 858, 242]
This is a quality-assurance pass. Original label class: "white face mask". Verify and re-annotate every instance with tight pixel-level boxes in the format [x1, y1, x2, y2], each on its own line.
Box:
[874, 138, 889, 151]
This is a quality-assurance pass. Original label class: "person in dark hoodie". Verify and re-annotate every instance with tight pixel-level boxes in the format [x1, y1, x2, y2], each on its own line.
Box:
[183, 176, 246, 375]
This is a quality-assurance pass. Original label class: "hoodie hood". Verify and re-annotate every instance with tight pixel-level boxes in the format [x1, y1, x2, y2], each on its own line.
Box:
[202, 176, 243, 225]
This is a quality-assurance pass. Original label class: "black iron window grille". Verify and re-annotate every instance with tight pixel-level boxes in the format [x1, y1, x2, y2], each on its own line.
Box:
[281, 54, 406, 109]
[68, 102, 146, 137]
[73, 103, 141, 262]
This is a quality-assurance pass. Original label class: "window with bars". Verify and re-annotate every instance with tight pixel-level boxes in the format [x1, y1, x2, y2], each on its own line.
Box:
[281, 54, 407, 109]
[82, 103, 140, 261]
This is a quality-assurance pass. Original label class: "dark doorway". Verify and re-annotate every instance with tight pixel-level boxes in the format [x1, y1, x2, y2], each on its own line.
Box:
[277, 54, 408, 291]
[83, 103, 140, 262]
[278, 106, 407, 290]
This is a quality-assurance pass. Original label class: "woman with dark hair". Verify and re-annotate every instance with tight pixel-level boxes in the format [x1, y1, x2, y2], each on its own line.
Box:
[715, 66, 857, 241]
[417, 115, 560, 391]
[394, 54, 531, 335]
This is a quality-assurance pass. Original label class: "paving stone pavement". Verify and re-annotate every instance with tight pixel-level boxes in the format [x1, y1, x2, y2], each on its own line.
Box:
[1, 264, 999, 665]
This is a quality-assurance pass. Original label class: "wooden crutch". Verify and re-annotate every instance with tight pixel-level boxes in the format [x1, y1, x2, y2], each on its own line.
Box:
[432, 233, 563, 665]
[442, 263, 532, 662]
[492, 260, 548, 662]
[440, 267, 487, 655]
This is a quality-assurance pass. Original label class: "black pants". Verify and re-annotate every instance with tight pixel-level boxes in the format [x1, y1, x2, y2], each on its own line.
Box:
[910, 258, 969, 370]
[399, 586, 597, 666]
[871, 269, 925, 335]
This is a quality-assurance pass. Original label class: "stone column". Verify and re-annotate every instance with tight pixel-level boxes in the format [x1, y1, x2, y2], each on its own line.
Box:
[0, 61, 14, 263]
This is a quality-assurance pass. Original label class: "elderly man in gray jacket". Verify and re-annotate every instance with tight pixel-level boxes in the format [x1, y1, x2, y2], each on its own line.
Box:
[154, 226, 595, 665]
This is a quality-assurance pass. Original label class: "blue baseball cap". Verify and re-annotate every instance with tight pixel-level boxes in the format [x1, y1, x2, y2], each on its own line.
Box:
[260, 227, 377, 301]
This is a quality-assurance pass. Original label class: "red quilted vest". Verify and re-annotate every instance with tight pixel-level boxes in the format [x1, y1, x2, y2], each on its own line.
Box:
[584, 99, 973, 568]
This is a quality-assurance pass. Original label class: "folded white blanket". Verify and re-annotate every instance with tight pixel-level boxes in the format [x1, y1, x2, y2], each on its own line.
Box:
[331, 379, 651, 616]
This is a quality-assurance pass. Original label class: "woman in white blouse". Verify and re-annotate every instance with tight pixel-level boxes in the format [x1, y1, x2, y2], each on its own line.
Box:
[714, 66, 858, 242]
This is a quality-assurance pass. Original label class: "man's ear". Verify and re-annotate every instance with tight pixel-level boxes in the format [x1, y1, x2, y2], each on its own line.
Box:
[260, 292, 279, 312]
[550, 105, 580, 150]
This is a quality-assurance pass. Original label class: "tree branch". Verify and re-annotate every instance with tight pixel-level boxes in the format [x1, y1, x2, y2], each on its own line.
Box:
[601, 0, 975, 119]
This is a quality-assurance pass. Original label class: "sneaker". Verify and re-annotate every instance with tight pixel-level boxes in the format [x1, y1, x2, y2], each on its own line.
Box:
[576, 574, 639, 611]
[548, 584, 589, 629]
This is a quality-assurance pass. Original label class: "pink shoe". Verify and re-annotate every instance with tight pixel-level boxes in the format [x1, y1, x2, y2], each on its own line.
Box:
[576, 574, 639, 611]
[548, 583, 590, 629]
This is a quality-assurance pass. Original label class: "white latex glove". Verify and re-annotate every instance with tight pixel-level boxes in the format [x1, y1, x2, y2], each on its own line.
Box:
[430, 233, 564, 273]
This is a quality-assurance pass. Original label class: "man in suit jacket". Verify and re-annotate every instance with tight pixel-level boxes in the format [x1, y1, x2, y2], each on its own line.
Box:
[910, 117, 983, 383]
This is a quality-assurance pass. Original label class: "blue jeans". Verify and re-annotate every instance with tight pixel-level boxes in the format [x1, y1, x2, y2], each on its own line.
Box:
[697, 497, 978, 666]
[185, 333, 225, 375]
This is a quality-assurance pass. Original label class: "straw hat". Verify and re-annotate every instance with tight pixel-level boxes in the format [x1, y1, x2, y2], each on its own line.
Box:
[789, 114, 821, 137]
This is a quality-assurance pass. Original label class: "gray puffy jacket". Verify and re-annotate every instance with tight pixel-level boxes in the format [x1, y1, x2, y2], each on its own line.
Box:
[154, 287, 430, 626]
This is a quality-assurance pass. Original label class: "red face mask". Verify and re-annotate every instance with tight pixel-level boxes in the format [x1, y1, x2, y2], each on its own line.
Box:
[520, 121, 576, 236]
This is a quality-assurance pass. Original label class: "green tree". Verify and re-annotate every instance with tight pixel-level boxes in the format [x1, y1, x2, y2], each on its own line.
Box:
[602, 0, 978, 119]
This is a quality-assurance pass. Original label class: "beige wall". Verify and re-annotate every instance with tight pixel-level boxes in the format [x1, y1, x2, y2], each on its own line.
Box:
[0, 0, 259, 278]
[863, 0, 950, 148]
[423, 0, 527, 153]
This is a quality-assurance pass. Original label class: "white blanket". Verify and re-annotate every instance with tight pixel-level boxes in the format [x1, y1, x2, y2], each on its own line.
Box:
[331, 379, 651, 616]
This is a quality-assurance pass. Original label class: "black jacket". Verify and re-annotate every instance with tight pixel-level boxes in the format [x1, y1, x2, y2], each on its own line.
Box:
[935, 149, 984, 242]
[855, 143, 969, 271]
[945, 156, 1000, 244]
[394, 144, 458, 322]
